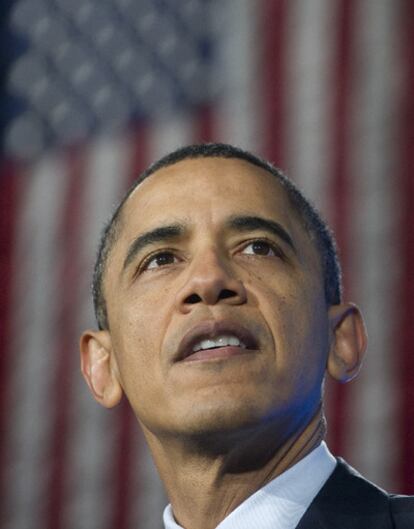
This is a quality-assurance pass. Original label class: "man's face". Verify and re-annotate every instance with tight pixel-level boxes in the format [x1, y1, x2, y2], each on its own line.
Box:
[103, 157, 331, 439]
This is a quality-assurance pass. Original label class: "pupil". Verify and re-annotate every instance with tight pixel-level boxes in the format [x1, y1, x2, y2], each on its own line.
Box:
[252, 241, 269, 255]
[156, 253, 174, 265]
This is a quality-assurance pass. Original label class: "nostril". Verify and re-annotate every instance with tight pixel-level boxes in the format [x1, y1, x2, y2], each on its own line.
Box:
[185, 293, 202, 304]
[219, 289, 236, 300]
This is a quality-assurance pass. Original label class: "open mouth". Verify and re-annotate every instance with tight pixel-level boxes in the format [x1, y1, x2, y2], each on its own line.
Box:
[185, 334, 249, 361]
[192, 334, 247, 353]
[176, 320, 258, 362]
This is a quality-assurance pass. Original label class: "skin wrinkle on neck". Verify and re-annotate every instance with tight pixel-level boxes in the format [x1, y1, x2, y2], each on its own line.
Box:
[159, 408, 326, 529]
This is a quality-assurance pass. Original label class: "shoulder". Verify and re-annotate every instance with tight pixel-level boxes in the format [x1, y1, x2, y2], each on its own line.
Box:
[297, 458, 414, 529]
[318, 458, 391, 514]
[389, 493, 414, 529]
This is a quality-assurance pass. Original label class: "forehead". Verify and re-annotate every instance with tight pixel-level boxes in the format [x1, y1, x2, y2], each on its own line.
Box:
[104, 156, 323, 291]
[120, 157, 297, 233]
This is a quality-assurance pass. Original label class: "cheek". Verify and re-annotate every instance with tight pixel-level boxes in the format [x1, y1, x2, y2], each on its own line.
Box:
[108, 313, 154, 387]
[109, 283, 177, 385]
[117, 279, 174, 334]
[257, 280, 329, 380]
[112, 327, 149, 389]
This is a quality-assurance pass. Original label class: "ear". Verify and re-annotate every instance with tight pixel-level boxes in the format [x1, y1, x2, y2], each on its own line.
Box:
[80, 329, 123, 408]
[327, 303, 368, 383]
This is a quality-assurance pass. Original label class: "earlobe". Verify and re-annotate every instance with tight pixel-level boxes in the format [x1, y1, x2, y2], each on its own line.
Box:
[327, 303, 368, 383]
[80, 330, 123, 408]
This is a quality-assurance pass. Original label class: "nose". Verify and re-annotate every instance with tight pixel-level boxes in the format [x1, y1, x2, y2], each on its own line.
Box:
[175, 249, 247, 313]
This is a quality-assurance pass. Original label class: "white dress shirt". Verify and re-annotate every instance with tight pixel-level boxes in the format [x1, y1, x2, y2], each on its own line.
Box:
[163, 441, 336, 529]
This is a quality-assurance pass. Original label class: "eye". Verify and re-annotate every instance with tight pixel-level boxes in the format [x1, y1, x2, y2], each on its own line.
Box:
[241, 240, 282, 257]
[143, 251, 179, 271]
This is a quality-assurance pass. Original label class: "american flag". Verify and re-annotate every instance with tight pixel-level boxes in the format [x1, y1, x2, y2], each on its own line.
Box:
[0, 1, 413, 528]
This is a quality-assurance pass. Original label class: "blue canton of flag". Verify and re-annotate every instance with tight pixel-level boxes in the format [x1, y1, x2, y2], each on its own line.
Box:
[2, 0, 215, 159]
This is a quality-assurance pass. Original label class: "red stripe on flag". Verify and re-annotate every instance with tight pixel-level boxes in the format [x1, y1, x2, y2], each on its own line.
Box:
[107, 125, 150, 529]
[261, 0, 287, 166]
[326, 0, 356, 458]
[397, 0, 414, 494]
[109, 401, 137, 529]
[128, 122, 150, 185]
[0, 163, 20, 520]
[46, 146, 87, 529]
[193, 105, 215, 143]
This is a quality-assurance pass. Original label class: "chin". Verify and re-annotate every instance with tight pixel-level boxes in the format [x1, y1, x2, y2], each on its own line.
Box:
[173, 399, 273, 444]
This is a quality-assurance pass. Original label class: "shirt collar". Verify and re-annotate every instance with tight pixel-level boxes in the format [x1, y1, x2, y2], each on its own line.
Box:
[163, 442, 336, 529]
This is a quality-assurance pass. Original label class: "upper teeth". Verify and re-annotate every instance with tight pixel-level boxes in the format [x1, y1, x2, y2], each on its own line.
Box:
[192, 335, 246, 352]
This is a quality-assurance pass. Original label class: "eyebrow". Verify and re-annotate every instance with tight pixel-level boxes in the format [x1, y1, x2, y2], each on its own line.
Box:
[122, 215, 296, 272]
[122, 223, 185, 271]
[226, 215, 296, 252]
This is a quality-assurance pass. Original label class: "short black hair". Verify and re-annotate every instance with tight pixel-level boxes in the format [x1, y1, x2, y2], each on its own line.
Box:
[93, 143, 342, 330]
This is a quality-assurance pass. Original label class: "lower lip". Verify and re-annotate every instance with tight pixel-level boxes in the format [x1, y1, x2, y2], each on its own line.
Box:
[182, 346, 250, 362]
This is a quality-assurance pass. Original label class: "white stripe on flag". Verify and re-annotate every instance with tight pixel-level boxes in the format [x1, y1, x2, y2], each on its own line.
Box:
[213, 0, 262, 152]
[346, 0, 401, 491]
[285, 0, 337, 217]
[148, 112, 195, 162]
[4, 155, 70, 529]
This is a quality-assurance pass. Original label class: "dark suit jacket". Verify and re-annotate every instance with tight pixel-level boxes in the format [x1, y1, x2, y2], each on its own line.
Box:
[296, 458, 414, 529]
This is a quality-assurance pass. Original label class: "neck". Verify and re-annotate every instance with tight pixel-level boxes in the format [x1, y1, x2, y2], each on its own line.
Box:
[143, 408, 326, 529]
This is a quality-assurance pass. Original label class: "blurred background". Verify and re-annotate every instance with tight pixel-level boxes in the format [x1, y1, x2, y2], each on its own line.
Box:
[0, 0, 413, 528]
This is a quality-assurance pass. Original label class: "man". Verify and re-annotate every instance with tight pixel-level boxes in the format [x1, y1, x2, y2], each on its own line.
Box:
[80, 143, 414, 529]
